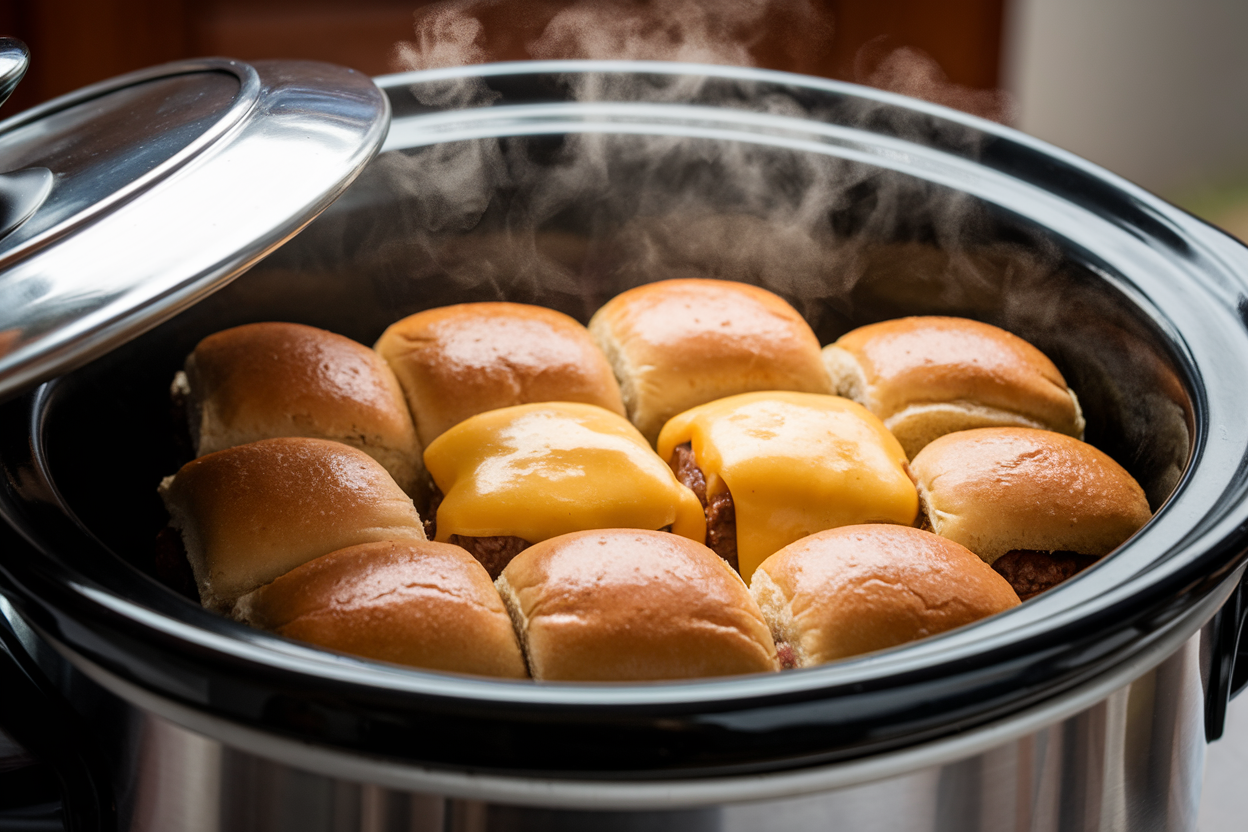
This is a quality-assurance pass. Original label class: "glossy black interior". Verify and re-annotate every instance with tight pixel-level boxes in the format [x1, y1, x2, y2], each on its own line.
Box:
[2, 66, 1247, 778]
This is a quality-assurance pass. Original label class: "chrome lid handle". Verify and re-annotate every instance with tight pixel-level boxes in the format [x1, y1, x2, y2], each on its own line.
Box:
[0, 38, 51, 242]
[0, 38, 29, 112]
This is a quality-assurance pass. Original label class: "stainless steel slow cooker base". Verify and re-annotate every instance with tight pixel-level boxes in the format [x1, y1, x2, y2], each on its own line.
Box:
[6, 570, 1229, 831]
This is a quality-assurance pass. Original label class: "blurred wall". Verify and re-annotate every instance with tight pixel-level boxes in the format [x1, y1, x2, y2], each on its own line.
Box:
[1004, 0, 1248, 196]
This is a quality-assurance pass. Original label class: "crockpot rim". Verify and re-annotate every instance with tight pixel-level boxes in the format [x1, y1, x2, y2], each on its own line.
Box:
[20, 569, 1231, 802]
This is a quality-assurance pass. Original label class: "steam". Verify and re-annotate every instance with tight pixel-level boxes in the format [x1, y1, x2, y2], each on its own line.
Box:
[389, 0, 1013, 123]
[392, 8, 488, 71]
[527, 0, 762, 65]
[855, 42, 1014, 125]
[365, 0, 1037, 340]
[391, 0, 832, 72]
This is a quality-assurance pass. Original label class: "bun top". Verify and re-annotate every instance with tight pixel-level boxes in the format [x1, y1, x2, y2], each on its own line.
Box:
[424, 402, 706, 545]
[496, 529, 778, 681]
[234, 540, 527, 678]
[656, 391, 918, 582]
[588, 279, 831, 442]
[160, 437, 426, 611]
[828, 316, 1083, 436]
[187, 321, 419, 458]
[751, 525, 1020, 665]
[909, 427, 1152, 563]
[374, 303, 625, 447]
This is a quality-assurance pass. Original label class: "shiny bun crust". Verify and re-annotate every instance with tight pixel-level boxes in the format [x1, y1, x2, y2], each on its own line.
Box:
[495, 530, 779, 681]
[909, 428, 1152, 564]
[159, 438, 426, 612]
[750, 526, 1020, 666]
[588, 279, 832, 443]
[748, 523, 1013, 668]
[374, 303, 626, 448]
[181, 322, 422, 494]
[823, 317, 1085, 457]
[233, 540, 527, 678]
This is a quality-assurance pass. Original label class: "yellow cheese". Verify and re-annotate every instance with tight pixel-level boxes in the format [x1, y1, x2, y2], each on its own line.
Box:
[657, 392, 918, 582]
[425, 402, 706, 544]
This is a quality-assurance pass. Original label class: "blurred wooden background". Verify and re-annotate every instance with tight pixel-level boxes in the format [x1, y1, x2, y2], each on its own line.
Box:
[0, 0, 1006, 117]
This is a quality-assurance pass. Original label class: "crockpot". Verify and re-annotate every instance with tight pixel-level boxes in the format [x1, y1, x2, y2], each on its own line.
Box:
[2, 49, 1248, 832]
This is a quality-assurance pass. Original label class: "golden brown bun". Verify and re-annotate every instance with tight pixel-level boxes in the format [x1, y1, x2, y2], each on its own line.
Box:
[588, 279, 831, 443]
[496, 529, 779, 681]
[181, 322, 422, 494]
[909, 428, 1152, 564]
[374, 303, 625, 448]
[233, 540, 527, 678]
[823, 317, 1085, 457]
[751, 526, 1020, 665]
[159, 438, 427, 612]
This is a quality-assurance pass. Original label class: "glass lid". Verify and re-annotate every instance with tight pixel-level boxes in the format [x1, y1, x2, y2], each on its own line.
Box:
[0, 41, 390, 399]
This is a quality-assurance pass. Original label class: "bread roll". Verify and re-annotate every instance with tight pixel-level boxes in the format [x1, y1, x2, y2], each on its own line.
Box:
[424, 402, 705, 573]
[909, 428, 1152, 565]
[496, 529, 779, 681]
[588, 279, 831, 443]
[178, 322, 422, 494]
[159, 438, 427, 612]
[656, 392, 918, 583]
[751, 526, 1020, 666]
[374, 303, 625, 448]
[822, 316, 1085, 457]
[234, 540, 527, 678]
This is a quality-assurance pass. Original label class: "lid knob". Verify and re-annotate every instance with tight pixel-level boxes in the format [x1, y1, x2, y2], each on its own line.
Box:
[0, 38, 29, 111]
[0, 39, 52, 241]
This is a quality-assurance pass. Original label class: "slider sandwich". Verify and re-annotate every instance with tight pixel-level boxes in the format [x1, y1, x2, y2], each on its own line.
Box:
[234, 540, 528, 678]
[656, 392, 919, 583]
[822, 316, 1085, 457]
[909, 428, 1152, 600]
[589, 278, 832, 444]
[159, 437, 427, 612]
[496, 529, 779, 681]
[175, 322, 422, 494]
[751, 526, 1020, 667]
[423, 402, 705, 578]
[374, 302, 626, 449]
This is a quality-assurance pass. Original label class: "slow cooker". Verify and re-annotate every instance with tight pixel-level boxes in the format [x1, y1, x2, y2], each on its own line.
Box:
[2, 45, 1248, 832]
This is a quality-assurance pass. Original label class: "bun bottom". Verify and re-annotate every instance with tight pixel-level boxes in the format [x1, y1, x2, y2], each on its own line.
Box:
[885, 402, 1059, 459]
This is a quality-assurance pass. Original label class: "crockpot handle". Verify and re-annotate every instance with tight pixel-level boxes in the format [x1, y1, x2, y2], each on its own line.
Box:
[1206, 569, 1248, 741]
[0, 603, 116, 832]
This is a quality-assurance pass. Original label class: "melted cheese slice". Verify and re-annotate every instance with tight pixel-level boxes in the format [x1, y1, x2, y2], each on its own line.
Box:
[657, 392, 918, 582]
[425, 402, 706, 544]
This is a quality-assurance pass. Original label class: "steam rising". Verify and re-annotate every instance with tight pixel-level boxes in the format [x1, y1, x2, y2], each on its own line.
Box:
[392, 0, 832, 71]
[856, 43, 1013, 125]
[531, 0, 758, 64]
[372, 0, 1039, 339]
[392, 8, 489, 70]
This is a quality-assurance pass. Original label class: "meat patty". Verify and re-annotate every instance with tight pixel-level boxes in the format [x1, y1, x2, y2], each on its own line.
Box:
[671, 442, 739, 572]
[449, 534, 531, 580]
[992, 550, 1099, 601]
[425, 483, 530, 578]
[670, 442, 708, 504]
[423, 479, 443, 540]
